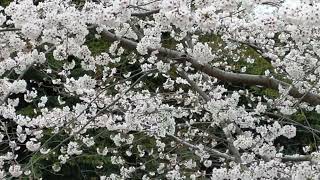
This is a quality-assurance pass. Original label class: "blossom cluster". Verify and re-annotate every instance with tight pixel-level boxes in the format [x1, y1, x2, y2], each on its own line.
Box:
[0, 0, 320, 179]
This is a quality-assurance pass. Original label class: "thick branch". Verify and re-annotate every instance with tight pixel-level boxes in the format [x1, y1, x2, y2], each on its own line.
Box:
[131, 9, 160, 17]
[0, 28, 21, 33]
[281, 155, 312, 162]
[101, 30, 320, 105]
[185, 58, 320, 106]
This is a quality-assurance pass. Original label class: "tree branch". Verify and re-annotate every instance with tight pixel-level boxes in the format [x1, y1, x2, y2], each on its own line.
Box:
[0, 28, 21, 33]
[169, 135, 235, 161]
[281, 155, 312, 162]
[176, 68, 243, 163]
[177, 70, 210, 101]
[0, 46, 55, 106]
[131, 9, 160, 18]
[101, 30, 320, 105]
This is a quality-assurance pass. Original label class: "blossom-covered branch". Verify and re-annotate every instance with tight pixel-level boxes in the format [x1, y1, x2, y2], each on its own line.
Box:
[1, 0, 320, 179]
[101, 30, 320, 105]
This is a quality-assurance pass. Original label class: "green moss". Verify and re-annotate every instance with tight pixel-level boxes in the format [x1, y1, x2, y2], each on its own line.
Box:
[198, 34, 273, 75]
[199, 35, 279, 99]
[162, 33, 177, 49]
[249, 86, 279, 99]
[198, 34, 224, 49]
[0, 0, 11, 7]
[86, 34, 111, 56]
[292, 112, 305, 123]
[262, 88, 279, 98]
[236, 47, 273, 75]
[17, 105, 36, 117]
[47, 53, 64, 70]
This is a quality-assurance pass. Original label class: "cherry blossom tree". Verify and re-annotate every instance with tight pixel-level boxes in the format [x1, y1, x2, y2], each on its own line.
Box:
[1, 0, 320, 179]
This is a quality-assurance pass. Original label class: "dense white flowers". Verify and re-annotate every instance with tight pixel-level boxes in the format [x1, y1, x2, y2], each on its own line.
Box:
[38, 96, 48, 108]
[281, 125, 297, 139]
[233, 134, 254, 150]
[187, 42, 215, 64]
[83, 136, 95, 147]
[66, 142, 83, 155]
[64, 75, 96, 95]
[136, 35, 161, 55]
[25, 140, 41, 152]
[0, 0, 320, 179]
[8, 165, 22, 177]
[97, 147, 108, 156]
[0, 12, 5, 25]
[10, 80, 27, 94]
[21, 23, 42, 41]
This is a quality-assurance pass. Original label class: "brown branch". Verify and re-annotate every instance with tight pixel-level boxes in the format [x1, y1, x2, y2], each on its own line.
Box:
[177, 70, 210, 101]
[177, 69, 243, 163]
[186, 59, 320, 105]
[281, 155, 312, 162]
[0, 28, 21, 33]
[131, 9, 160, 18]
[101, 30, 320, 105]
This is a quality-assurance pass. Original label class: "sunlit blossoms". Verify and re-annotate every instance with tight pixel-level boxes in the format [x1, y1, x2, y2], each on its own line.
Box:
[1, 0, 320, 179]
